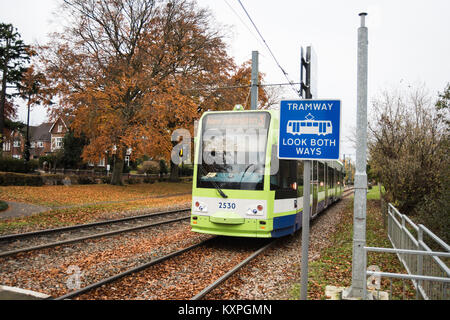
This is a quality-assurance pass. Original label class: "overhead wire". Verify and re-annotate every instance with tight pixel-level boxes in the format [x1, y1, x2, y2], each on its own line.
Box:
[236, 0, 301, 98]
[184, 82, 302, 92]
[222, 0, 265, 50]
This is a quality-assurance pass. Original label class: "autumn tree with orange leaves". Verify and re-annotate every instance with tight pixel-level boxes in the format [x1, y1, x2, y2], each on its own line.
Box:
[41, 0, 270, 184]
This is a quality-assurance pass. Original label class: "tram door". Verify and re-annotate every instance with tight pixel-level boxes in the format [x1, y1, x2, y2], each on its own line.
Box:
[318, 162, 325, 212]
[311, 161, 318, 216]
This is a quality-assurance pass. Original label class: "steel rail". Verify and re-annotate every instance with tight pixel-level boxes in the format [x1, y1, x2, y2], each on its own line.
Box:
[53, 189, 349, 300]
[191, 188, 352, 300]
[0, 215, 190, 258]
[191, 240, 276, 300]
[0, 207, 191, 241]
[53, 237, 216, 300]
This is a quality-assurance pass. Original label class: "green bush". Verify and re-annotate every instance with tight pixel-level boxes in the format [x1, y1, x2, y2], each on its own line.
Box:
[143, 177, 156, 184]
[0, 158, 38, 173]
[137, 160, 159, 175]
[179, 163, 194, 177]
[413, 164, 450, 245]
[159, 159, 168, 175]
[0, 200, 8, 211]
[125, 178, 140, 184]
[0, 172, 43, 186]
[77, 176, 95, 185]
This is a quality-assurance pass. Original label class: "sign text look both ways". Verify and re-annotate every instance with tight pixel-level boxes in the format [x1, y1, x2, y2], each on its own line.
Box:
[278, 100, 341, 160]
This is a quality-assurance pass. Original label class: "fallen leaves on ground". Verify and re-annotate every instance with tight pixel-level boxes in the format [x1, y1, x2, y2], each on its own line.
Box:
[0, 194, 191, 234]
[0, 182, 192, 207]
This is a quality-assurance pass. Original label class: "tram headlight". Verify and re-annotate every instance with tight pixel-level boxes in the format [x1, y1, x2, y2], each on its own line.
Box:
[194, 200, 208, 213]
[247, 204, 264, 216]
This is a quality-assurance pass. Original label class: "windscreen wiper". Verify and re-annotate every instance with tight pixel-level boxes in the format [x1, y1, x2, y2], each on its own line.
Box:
[199, 165, 228, 199]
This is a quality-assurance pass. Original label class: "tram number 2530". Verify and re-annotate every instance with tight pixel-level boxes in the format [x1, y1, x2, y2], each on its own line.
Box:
[218, 202, 236, 210]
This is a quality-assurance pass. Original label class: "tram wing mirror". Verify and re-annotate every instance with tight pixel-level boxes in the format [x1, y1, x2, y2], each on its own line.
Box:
[270, 144, 279, 175]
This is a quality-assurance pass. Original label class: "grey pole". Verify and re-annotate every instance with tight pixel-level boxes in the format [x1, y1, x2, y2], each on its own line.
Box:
[300, 46, 313, 300]
[300, 160, 311, 300]
[345, 12, 368, 299]
[250, 50, 259, 110]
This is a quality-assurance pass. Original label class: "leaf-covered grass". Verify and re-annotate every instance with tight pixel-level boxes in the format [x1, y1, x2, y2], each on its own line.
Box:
[0, 194, 191, 234]
[0, 182, 192, 207]
[290, 197, 416, 300]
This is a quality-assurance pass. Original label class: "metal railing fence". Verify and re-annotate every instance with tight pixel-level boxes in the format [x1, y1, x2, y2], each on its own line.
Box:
[363, 203, 450, 300]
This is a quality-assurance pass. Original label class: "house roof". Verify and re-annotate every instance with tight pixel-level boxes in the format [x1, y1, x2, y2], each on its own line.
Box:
[49, 116, 69, 133]
[29, 123, 52, 141]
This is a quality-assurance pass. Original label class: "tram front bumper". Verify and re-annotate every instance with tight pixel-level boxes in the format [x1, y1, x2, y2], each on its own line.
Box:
[191, 215, 273, 238]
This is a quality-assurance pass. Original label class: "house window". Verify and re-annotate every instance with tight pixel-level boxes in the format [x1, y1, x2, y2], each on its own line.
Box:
[37, 141, 44, 148]
[13, 140, 20, 148]
[125, 156, 130, 166]
[31, 142, 36, 148]
[58, 125, 63, 133]
[12, 154, 21, 159]
[98, 157, 105, 167]
[3, 141, 10, 151]
[56, 137, 63, 149]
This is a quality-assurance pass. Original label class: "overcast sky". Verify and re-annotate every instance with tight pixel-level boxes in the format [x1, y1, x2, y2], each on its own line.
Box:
[1, 0, 449, 159]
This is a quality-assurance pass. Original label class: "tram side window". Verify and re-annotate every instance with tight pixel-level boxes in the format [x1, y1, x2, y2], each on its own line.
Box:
[318, 162, 325, 192]
[334, 169, 338, 191]
[328, 165, 334, 191]
[270, 160, 297, 190]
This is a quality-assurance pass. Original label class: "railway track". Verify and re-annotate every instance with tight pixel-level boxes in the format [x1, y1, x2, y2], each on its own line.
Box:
[56, 189, 353, 300]
[53, 237, 275, 300]
[1, 189, 354, 299]
[0, 207, 191, 258]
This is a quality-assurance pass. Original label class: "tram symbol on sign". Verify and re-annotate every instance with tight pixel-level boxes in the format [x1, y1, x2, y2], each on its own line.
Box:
[286, 113, 333, 136]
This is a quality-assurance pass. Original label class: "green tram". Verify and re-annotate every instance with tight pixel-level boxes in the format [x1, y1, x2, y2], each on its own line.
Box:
[191, 108, 344, 238]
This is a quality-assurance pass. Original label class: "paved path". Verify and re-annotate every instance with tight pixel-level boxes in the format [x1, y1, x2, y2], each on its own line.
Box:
[0, 201, 51, 220]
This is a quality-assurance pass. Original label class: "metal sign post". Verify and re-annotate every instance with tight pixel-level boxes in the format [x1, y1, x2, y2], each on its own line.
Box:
[278, 46, 340, 300]
[300, 160, 311, 300]
[279, 99, 341, 300]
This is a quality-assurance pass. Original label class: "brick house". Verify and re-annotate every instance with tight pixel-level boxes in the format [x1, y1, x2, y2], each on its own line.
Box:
[2, 117, 69, 159]
[2, 128, 24, 159]
[49, 117, 69, 153]
[28, 122, 53, 159]
[2, 116, 112, 169]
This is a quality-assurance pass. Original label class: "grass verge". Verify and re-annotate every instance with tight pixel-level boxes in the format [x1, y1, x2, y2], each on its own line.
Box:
[290, 186, 416, 300]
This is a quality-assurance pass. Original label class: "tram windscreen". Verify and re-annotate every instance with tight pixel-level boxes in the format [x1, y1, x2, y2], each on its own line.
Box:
[197, 112, 270, 190]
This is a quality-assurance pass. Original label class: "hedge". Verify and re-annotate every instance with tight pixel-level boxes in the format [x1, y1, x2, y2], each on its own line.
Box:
[0, 172, 44, 186]
[0, 158, 38, 173]
[0, 200, 8, 211]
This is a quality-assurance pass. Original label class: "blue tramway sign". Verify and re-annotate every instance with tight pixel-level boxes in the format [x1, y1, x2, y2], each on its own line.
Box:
[278, 100, 341, 160]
